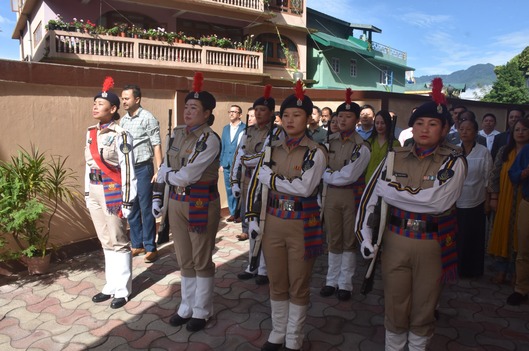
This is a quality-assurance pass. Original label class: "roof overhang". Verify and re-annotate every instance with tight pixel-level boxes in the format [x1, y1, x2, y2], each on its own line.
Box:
[310, 32, 373, 57]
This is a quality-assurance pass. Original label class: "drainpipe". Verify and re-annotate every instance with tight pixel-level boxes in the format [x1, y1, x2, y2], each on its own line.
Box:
[26, 18, 33, 61]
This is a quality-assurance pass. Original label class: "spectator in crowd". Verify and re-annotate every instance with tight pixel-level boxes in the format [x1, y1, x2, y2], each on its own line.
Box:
[507, 143, 529, 305]
[327, 112, 340, 137]
[307, 106, 326, 143]
[220, 105, 245, 223]
[274, 111, 282, 126]
[491, 107, 525, 160]
[121, 84, 162, 263]
[247, 107, 256, 126]
[456, 119, 492, 278]
[398, 107, 418, 146]
[479, 113, 500, 152]
[365, 110, 400, 182]
[447, 110, 487, 147]
[356, 104, 375, 140]
[488, 118, 529, 285]
[321, 106, 333, 129]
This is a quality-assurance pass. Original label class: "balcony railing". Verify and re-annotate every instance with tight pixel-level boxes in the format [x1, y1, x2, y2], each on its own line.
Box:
[41, 30, 263, 74]
[371, 41, 407, 62]
[207, 0, 263, 11]
[268, 0, 304, 15]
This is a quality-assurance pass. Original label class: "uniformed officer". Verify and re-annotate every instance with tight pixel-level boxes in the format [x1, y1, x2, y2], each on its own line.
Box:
[356, 78, 466, 350]
[247, 80, 327, 351]
[231, 84, 283, 284]
[153, 72, 221, 332]
[320, 88, 370, 301]
[85, 76, 137, 309]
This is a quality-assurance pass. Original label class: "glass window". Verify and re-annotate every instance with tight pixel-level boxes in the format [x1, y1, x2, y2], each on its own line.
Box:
[331, 57, 340, 74]
[350, 59, 357, 77]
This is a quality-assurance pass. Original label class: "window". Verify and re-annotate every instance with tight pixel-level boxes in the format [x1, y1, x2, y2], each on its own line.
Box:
[331, 57, 340, 74]
[380, 66, 393, 85]
[256, 33, 299, 68]
[350, 59, 357, 77]
[102, 11, 157, 31]
[33, 21, 43, 47]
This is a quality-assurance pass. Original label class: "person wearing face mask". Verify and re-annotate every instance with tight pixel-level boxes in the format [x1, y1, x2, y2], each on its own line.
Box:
[356, 78, 466, 350]
[152, 72, 221, 332]
[85, 76, 137, 309]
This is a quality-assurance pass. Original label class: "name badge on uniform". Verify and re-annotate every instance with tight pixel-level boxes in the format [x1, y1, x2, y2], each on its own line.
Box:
[394, 172, 408, 178]
[437, 169, 454, 181]
[195, 140, 207, 152]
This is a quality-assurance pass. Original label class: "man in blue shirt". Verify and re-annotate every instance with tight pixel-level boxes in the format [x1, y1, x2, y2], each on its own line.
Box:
[220, 105, 245, 222]
[121, 84, 162, 263]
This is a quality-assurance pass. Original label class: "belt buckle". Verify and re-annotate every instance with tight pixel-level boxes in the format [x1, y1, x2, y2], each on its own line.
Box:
[176, 186, 186, 195]
[406, 219, 425, 232]
[278, 199, 295, 211]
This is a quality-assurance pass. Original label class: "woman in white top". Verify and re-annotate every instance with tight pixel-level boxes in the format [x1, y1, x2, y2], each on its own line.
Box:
[457, 118, 493, 277]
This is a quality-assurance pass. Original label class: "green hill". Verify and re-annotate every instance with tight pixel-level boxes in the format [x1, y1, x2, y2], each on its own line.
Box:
[415, 63, 496, 89]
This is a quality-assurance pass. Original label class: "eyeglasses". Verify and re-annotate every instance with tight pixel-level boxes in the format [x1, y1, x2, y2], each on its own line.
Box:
[229, 111, 240, 114]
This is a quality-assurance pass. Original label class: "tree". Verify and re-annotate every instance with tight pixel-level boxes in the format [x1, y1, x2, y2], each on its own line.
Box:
[482, 52, 529, 104]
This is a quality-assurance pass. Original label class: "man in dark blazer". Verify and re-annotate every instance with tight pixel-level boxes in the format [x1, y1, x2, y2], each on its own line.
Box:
[220, 105, 246, 222]
[491, 107, 525, 160]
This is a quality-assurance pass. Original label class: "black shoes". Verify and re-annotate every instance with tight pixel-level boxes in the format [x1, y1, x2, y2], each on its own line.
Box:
[255, 275, 270, 285]
[319, 285, 336, 297]
[261, 341, 283, 351]
[186, 318, 207, 331]
[507, 292, 528, 306]
[169, 314, 191, 327]
[238, 272, 257, 280]
[92, 293, 112, 303]
[336, 289, 351, 301]
[110, 297, 128, 309]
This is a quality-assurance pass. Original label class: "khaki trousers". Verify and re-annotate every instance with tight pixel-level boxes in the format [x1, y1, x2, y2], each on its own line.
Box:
[324, 187, 357, 253]
[263, 214, 316, 305]
[381, 231, 442, 337]
[168, 197, 220, 277]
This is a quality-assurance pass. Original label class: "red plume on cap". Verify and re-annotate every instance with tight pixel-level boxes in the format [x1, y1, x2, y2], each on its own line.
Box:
[102, 76, 114, 93]
[263, 84, 272, 100]
[345, 88, 353, 105]
[431, 77, 446, 106]
[192, 72, 204, 97]
[294, 79, 304, 106]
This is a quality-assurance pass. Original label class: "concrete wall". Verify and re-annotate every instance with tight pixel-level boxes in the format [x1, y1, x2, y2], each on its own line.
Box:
[1, 59, 526, 253]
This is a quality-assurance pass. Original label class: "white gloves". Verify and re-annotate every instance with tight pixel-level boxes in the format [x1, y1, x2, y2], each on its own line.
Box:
[248, 220, 260, 239]
[157, 164, 172, 183]
[152, 196, 163, 218]
[232, 183, 241, 199]
[257, 165, 273, 186]
[360, 240, 375, 259]
[122, 206, 132, 219]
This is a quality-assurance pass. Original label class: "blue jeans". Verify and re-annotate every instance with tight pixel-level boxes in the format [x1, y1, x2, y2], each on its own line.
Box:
[128, 163, 156, 252]
[223, 167, 237, 216]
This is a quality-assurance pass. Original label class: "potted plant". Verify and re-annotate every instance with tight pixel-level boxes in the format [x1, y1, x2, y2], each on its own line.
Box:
[185, 36, 197, 45]
[106, 24, 120, 36]
[70, 18, 85, 32]
[129, 25, 142, 38]
[84, 20, 96, 34]
[0, 145, 77, 274]
[176, 31, 185, 43]
[117, 23, 129, 37]
[217, 37, 233, 49]
[45, 14, 67, 31]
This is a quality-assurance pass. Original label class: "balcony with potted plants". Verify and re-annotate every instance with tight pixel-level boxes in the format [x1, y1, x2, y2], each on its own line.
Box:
[38, 18, 264, 75]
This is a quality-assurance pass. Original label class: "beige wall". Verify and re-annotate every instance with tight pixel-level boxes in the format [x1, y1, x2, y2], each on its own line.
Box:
[1, 59, 527, 252]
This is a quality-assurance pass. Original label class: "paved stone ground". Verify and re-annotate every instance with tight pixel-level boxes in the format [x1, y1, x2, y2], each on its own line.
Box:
[1, 217, 528, 351]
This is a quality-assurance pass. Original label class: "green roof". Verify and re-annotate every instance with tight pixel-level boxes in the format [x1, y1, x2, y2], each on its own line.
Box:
[310, 32, 373, 57]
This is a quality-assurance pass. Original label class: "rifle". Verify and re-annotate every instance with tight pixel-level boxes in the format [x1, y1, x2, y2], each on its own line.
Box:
[249, 117, 275, 271]
[320, 131, 330, 221]
[361, 114, 397, 295]
[234, 112, 250, 216]
[156, 109, 173, 244]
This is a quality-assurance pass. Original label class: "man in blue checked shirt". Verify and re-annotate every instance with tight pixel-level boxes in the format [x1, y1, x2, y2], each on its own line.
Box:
[121, 84, 163, 263]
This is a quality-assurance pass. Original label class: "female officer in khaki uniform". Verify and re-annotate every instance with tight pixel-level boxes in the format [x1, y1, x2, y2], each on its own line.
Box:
[153, 72, 220, 332]
[85, 76, 137, 309]
[246, 81, 327, 351]
[320, 88, 370, 301]
[356, 78, 466, 350]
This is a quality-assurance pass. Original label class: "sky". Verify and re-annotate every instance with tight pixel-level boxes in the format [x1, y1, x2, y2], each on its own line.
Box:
[1, 1, 528, 77]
